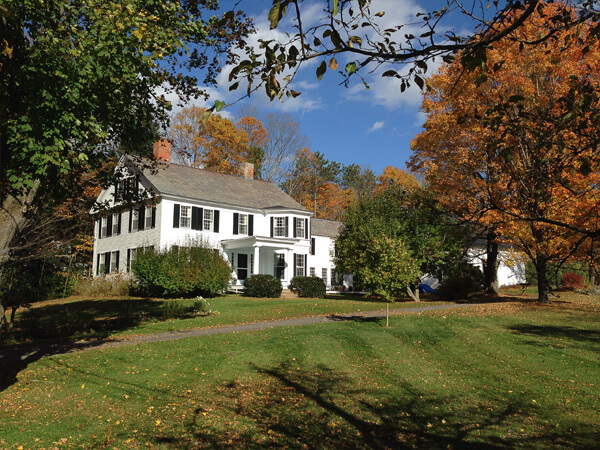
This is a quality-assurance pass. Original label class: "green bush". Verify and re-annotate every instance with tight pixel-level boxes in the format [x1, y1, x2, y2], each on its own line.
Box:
[243, 274, 282, 298]
[439, 262, 484, 301]
[289, 276, 326, 298]
[132, 244, 231, 298]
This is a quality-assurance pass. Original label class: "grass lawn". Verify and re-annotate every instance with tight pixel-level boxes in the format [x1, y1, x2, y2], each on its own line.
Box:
[1, 294, 441, 345]
[1, 292, 598, 448]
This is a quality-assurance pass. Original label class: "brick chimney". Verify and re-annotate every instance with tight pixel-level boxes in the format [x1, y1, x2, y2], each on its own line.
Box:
[153, 138, 171, 162]
[240, 162, 254, 180]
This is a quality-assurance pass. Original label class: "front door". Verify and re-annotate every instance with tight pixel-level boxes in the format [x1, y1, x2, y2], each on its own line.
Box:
[237, 253, 248, 281]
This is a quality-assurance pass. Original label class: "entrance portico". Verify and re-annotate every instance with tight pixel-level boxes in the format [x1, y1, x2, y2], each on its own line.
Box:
[221, 236, 311, 289]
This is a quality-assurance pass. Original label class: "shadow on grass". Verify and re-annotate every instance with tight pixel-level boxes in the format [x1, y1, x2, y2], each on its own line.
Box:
[150, 362, 597, 448]
[507, 324, 600, 346]
[0, 298, 166, 392]
[327, 314, 383, 323]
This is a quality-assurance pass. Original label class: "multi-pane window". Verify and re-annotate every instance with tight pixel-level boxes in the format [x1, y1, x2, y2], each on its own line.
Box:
[131, 209, 140, 231]
[111, 251, 119, 273]
[310, 267, 316, 277]
[203, 209, 214, 231]
[238, 214, 248, 235]
[180, 206, 191, 228]
[274, 254, 285, 279]
[127, 248, 137, 272]
[296, 219, 305, 239]
[331, 269, 337, 287]
[322, 268, 328, 281]
[274, 217, 286, 237]
[144, 207, 153, 229]
[295, 254, 306, 277]
[112, 213, 120, 236]
[101, 217, 108, 238]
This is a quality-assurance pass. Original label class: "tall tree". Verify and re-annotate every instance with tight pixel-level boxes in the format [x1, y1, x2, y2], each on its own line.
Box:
[410, 3, 600, 302]
[239, 106, 309, 184]
[375, 166, 420, 195]
[0, 0, 251, 264]
[168, 106, 265, 175]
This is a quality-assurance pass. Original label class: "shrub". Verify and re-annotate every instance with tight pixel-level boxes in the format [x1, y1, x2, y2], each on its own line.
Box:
[289, 276, 326, 298]
[439, 262, 484, 301]
[132, 243, 231, 298]
[562, 272, 583, 291]
[243, 274, 282, 298]
[71, 274, 132, 298]
[187, 297, 212, 316]
[161, 300, 187, 319]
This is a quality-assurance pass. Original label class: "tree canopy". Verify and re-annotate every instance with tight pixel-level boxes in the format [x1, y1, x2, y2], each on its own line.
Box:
[227, 0, 600, 103]
[409, 2, 600, 301]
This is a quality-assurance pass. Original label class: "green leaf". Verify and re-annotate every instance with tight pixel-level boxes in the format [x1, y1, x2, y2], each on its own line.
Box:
[214, 100, 226, 112]
[345, 62, 357, 75]
[316, 61, 327, 81]
[382, 70, 397, 77]
[268, 1, 282, 29]
[332, 0, 339, 16]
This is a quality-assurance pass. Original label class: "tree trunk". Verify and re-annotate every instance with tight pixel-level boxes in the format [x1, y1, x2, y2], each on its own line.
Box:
[0, 303, 4, 338]
[535, 258, 550, 302]
[0, 182, 41, 266]
[589, 265, 596, 287]
[484, 232, 500, 295]
[406, 285, 420, 302]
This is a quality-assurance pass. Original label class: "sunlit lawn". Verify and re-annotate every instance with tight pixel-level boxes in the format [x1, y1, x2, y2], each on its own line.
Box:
[2, 294, 443, 345]
[1, 293, 598, 448]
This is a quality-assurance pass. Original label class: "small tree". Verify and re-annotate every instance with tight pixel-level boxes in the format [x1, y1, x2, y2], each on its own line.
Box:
[338, 232, 420, 327]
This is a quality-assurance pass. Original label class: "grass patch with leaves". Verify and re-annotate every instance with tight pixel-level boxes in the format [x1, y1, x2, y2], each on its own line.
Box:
[1, 294, 598, 448]
[2, 294, 439, 345]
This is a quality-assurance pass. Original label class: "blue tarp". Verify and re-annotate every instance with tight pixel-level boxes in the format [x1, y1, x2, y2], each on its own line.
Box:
[419, 283, 438, 294]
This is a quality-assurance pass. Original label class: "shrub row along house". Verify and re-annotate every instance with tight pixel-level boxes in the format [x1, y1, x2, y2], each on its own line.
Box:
[92, 139, 341, 290]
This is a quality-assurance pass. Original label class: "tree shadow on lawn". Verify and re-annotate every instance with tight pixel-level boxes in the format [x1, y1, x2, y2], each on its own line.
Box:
[0, 298, 164, 392]
[153, 363, 595, 449]
[507, 324, 600, 347]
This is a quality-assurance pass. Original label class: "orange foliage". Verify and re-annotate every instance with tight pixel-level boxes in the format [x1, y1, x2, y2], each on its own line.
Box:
[409, 2, 600, 297]
[375, 166, 419, 195]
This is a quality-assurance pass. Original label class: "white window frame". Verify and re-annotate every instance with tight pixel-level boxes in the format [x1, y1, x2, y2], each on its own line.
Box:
[110, 251, 119, 273]
[274, 217, 286, 237]
[296, 219, 305, 239]
[180, 205, 191, 228]
[144, 207, 153, 229]
[101, 217, 108, 239]
[132, 209, 140, 231]
[295, 254, 305, 277]
[203, 209, 214, 231]
[112, 213, 120, 236]
[310, 267, 316, 277]
[238, 213, 248, 235]
[322, 268, 328, 281]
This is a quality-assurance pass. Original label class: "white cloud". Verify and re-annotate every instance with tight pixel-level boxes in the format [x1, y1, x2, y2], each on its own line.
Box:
[367, 121, 385, 133]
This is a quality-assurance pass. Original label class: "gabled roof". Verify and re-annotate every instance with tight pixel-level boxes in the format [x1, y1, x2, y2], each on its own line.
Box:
[130, 158, 308, 212]
[311, 218, 342, 238]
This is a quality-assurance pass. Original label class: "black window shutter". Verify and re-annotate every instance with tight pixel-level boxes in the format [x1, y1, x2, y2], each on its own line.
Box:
[270, 217, 274, 237]
[293, 253, 297, 277]
[311, 238, 315, 255]
[304, 255, 307, 276]
[115, 251, 120, 271]
[129, 209, 133, 232]
[96, 218, 101, 239]
[104, 252, 111, 274]
[117, 213, 122, 235]
[285, 217, 289, 237]
[233, 213, 239, 235]
[214, 210, 220, 233]
[127, 249, 131, 272]
[293, 218, 297, 238]
[96, 254, 101, 275]
[249, 215, 254, 236]
[137, 206, 145, 230]
[173, 204, 180, 228]
[192, 206, 200, 230]
[305, 219, 309, 239]
[107, 214, 113, 237]
[151, 206, 156, 228]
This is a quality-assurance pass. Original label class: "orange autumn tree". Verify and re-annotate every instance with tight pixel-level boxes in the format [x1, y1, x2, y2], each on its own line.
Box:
[410, 2, 600, 302]
[375, 166, 420, 195]
[169, 106, 266, 176]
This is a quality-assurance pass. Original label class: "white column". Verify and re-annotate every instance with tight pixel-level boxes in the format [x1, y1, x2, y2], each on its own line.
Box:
[253, 245, 260, 275]
[285, 248, 294, 285]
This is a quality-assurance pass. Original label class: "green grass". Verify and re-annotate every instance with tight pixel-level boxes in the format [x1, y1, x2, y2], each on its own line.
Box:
[2, 294, 440, 345]
[1, 294, 598, 448]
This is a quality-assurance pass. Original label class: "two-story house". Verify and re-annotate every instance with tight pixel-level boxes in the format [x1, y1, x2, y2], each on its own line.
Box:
[92, 139, 341, 290]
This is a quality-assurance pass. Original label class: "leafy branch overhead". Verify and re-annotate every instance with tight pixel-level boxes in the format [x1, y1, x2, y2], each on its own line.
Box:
[228, 0, 600, 101]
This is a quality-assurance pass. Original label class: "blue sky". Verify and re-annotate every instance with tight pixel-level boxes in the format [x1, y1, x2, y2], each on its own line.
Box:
[176, 0, 482, 176]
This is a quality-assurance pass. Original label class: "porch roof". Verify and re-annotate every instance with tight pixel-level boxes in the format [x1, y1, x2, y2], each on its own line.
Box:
[220, 236, 310, 251]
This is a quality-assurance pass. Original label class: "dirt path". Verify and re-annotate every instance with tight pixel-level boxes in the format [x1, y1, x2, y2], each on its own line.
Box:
[0, 303, 475, 365]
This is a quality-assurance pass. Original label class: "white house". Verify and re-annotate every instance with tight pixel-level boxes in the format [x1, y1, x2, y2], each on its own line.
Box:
[91, 140, 341, 290]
